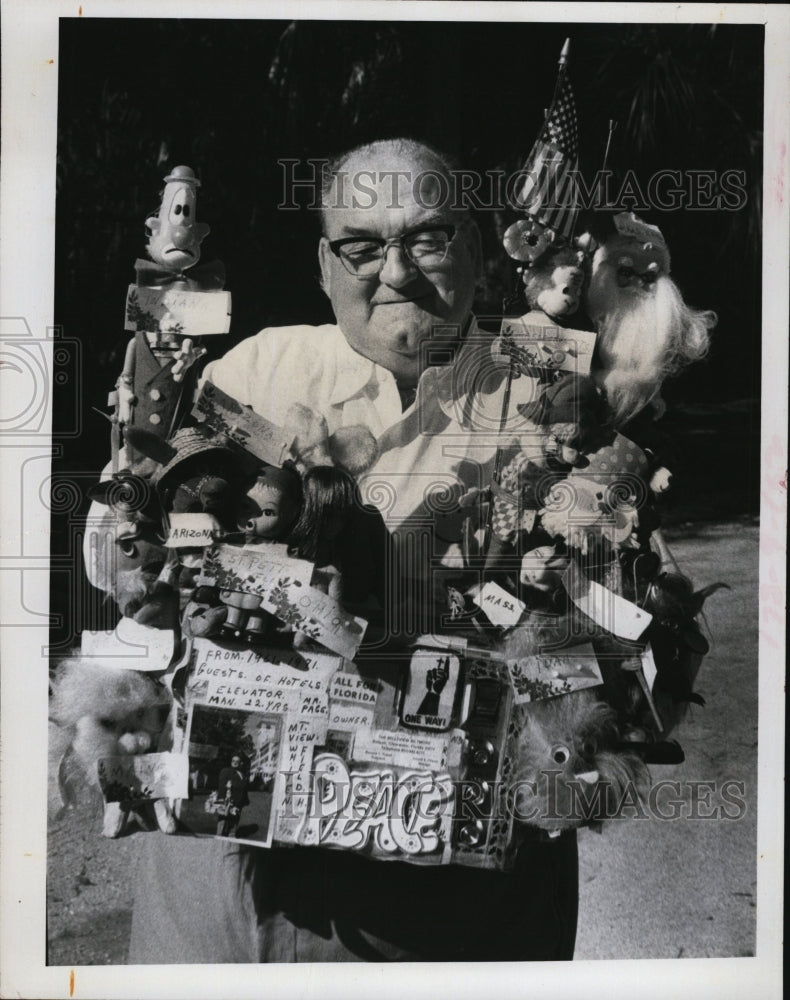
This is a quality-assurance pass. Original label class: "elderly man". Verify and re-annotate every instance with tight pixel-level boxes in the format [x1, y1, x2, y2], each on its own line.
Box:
[127, 139, 578, 963]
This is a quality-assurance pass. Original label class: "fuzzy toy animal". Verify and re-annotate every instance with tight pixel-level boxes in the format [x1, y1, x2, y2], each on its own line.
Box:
[50, 658, 175, 838]
[520, 244, 587, 324]
[510, 688, 650, 835]
[585, 212, 716, 427]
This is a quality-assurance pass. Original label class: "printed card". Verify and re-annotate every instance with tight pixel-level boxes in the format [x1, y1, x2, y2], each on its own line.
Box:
[351, 727, 465, 773]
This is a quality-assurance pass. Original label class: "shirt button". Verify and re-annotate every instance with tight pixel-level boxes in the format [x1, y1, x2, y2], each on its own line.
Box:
[149, 413, 161, 425]
[149, 389, 162, 401]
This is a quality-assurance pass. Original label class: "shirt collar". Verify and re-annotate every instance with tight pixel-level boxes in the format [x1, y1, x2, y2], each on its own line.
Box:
[329, 317, 497, 420]
[328, 325, 382, 406]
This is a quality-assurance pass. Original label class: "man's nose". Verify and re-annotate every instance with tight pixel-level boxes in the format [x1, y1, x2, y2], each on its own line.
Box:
[378, 242, 418, 286]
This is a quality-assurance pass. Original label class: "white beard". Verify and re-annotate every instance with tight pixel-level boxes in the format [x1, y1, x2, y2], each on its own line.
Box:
[588, 249, 715, 426]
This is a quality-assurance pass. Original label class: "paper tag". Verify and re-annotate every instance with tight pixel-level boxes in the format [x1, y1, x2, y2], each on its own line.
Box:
[81, 618, 176, 672]
[165, 512, 219, 548]
[260, 580, 367, 659]
[642, 644, 658, 693]
[562, 567, 652, 641]
[474, 580, 526, 628]
[352, 728, 460, 772]
[329, 670, 380, 707]
[507, 643, 604, 704]
[499, 317, 597, 376]
[198, 542, 314, 596]
[97, 752, 188, 803]
[400, 651, 460, 730]
[274, 715, 328, 844]
[125, 285, 231, 336]
[192, 381, 293, 467]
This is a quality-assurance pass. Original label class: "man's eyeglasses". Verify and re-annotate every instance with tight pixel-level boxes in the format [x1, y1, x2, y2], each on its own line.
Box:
[328, 225, 457, 279]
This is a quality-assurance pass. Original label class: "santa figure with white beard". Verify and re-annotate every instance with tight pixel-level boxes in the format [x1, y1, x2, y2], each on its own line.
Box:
[586, 211, 717, 429]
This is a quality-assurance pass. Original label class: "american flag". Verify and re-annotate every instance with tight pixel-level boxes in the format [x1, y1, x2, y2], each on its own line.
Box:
[512, 71, 579, 241]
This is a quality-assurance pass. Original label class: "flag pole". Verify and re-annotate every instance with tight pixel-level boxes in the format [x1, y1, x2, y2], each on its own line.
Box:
[483, 38, 573, 558]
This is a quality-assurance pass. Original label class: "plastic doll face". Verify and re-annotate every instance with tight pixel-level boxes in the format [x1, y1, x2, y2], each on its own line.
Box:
[241, 475, 300, 541]
[146, 178, 210, 271]
[519, 546, 567, 590]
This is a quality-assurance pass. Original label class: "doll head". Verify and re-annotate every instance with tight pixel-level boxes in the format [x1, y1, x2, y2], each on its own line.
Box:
[519, 545, 569, 592]
[239, 463, 303, 542]
[50, 658, 171, 780]
[124, 426, 255, 531]
[144, 166, 210, 272]
[586, 212, 716, 425]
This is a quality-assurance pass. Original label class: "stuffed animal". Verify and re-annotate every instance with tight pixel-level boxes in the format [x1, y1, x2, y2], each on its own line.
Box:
[520, 244, 587, 325]
[585, 211, 716, 428]
[510, 687, 650, 835]
[50, 658, 175, 838]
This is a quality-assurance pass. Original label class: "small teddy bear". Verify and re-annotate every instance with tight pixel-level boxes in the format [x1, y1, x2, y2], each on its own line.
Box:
[50, 657, 176, 838]
[510, 687, 650, 836]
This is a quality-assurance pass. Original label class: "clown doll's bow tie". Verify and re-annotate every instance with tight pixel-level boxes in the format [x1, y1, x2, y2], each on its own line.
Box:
[134, 258, 226, 290]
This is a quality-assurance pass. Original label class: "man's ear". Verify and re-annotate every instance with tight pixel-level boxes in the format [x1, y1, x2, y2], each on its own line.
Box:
[318, 237, 333, 298]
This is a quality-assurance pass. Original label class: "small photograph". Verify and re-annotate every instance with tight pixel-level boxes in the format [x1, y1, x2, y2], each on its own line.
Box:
[176, 703, 284, 847]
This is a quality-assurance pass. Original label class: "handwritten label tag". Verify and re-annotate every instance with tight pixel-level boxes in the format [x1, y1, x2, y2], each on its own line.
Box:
[474, 581, 526, 628]
[192, 381, 293, 467]
[165, 512, 219, 548]
[507, 643, 604, 704]
[189, 646, 337, 717]
[275, 715, 328, 844]
[81, 618, 175, 672]
[125, 285, 231, 335]
[260, 580, 368, 659]
[562, 567, 652, 641]
[198, 542, 314, 595]
[97, 752, 188, 803]
[327, 704, 375, 731]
